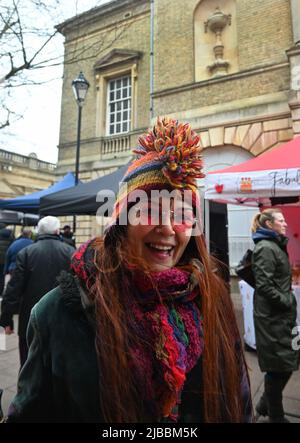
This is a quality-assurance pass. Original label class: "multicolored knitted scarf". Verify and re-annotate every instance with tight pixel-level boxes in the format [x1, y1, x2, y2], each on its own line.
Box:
[71, 240, 204, 421]
[128, 268, 204, 421]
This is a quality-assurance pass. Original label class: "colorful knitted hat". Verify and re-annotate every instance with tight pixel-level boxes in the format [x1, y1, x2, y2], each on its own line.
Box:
[105, 117, 205, 236]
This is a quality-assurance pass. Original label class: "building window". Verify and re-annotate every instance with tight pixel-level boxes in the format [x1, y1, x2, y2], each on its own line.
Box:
[107, 75, 131, 135]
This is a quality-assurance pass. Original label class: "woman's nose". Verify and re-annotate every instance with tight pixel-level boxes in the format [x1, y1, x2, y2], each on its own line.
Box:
[156, 216, 176, 235]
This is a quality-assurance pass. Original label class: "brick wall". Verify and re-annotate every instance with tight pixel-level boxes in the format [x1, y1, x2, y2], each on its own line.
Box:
[237, 0, 293, 70]
[154, 65, 290, 115]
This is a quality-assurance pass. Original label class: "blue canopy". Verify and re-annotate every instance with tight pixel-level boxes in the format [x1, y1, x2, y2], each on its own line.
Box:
[0, 172, 76, 213]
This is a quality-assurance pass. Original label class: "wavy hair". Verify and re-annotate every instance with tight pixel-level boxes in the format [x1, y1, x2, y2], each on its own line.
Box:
[89, 229, 251, 422]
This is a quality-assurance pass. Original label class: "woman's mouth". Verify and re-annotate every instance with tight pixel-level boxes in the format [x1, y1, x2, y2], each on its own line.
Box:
[145, 243, 174, 259]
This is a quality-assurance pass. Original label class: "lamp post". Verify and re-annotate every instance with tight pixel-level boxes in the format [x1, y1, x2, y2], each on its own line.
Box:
[72, 71, 89, 232]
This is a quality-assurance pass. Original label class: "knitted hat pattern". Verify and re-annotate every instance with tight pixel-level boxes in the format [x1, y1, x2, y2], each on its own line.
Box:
[108, 117, 205, 229]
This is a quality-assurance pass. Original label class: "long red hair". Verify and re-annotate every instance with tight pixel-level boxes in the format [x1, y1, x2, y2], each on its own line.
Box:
[89, 230, 251, 422]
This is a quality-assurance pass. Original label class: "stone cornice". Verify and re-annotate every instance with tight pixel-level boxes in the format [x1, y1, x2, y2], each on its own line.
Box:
[286, 45, 300, 58]
[94, 48, 143, 72]
[56, 0, 148, 36]
[153, 62, 289, 98]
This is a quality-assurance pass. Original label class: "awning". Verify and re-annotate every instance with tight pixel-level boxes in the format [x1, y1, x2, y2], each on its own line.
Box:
[40, 163, 130, 216]
[204, 136, 300, 206]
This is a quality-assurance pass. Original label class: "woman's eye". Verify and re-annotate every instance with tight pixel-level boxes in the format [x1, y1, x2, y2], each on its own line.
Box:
[173, 210, 194, 222]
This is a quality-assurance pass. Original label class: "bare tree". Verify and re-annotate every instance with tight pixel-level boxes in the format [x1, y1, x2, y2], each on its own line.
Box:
[0, 0, 130, 130]
[0, 0, 63, 129]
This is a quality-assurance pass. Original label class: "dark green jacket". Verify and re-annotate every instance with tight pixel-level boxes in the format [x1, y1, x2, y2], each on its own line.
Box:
[6, 272, 252, 423]
[252, 228, 299, 373]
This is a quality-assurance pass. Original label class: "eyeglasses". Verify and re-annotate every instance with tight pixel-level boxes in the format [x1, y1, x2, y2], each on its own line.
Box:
[133, 204, 196, 229]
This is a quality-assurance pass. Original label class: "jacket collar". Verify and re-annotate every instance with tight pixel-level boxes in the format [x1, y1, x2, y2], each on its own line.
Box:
[57, 270, 95, 328]
[37, 234, 61, 241]
[252, 227, 288, 247]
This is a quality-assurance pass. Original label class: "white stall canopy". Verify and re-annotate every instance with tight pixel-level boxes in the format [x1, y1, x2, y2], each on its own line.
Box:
[204, 135, 300, 207]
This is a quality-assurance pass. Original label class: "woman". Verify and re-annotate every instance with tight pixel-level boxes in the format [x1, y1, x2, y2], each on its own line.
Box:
[5, 118, 252, 423]
[251, 208, 299, 423]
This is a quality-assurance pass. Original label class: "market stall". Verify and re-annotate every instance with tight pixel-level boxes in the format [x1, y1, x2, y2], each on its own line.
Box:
[205, 135, 300, 207]
[40, 163, 129, 216]
[204, 135, 300, 263]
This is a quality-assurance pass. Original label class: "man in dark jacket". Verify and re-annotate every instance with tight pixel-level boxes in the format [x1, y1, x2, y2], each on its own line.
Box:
[0, 216, 75, 367]
[251, 208, 299, 423]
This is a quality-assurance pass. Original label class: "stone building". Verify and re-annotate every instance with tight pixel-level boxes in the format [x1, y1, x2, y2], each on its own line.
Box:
[56, 0, 300, 250]
[0, 150, 56, 200]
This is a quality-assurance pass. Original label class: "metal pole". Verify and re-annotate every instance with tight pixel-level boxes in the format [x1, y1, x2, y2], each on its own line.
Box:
[73, 104, 82, 233]
[75, 104, 82, 186]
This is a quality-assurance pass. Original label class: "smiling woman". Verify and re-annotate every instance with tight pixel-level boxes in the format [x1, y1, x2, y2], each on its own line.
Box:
[5, 117, 253, 423]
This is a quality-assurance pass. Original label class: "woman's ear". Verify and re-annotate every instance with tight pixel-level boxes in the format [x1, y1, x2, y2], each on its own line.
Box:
[265, 219, 273, 230]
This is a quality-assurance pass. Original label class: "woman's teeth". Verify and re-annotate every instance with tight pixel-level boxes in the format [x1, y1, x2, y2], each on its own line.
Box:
[147, 243, 173, 255]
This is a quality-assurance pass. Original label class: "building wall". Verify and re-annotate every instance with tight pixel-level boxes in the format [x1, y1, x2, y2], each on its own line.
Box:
[0, 150, 56, 200]
[56, 0, 300, 245]
[57, 0, 150, 176]
[154, 0, 292, 89]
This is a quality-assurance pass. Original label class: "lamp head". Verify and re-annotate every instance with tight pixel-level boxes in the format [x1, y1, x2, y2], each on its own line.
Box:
[72, 71, 90, 106]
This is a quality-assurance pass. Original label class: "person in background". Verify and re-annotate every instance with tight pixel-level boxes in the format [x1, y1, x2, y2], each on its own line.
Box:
[61, 224, 76, 248]
[0, 216, 75, 368]
[4, 118, 252, 423]
[251, 208, 299, 423]
[4, 226, 33, 279]
[0, 224, 14, 296]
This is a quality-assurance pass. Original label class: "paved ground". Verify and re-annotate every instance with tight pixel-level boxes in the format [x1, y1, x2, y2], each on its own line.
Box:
[0, 322, 19, 418]
[1, 290, 300, 422]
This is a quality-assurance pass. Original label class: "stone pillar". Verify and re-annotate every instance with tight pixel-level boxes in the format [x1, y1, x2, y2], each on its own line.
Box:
[290, 0, 300, 46]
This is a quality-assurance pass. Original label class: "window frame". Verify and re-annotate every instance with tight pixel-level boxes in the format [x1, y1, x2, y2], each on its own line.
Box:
[106, 74, 132, 136]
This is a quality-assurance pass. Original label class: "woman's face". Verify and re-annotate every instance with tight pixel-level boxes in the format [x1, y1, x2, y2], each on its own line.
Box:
[126, 194, 194, 272]
[268, 212, 287, 236]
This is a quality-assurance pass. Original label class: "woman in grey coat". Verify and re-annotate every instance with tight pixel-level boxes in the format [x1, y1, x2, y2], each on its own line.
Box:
[251, 208, 299, 422]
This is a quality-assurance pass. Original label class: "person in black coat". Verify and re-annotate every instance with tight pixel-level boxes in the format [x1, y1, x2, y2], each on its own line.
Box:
[0, 216, 75, 367]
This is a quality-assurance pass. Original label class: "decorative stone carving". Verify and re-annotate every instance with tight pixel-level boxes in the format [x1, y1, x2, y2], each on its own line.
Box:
[204, 7, 231, 77]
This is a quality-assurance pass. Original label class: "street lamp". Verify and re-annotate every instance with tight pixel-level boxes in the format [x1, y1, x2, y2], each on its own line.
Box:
[72, 71, 90, 185]
[72, 71, 89, 233]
